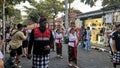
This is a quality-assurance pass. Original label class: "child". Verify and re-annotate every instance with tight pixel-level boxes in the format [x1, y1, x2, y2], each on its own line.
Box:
[4, 50, 17, 68]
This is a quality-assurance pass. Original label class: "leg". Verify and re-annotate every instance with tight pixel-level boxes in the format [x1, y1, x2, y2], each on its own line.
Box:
[0, 59, 4, 68]
[113, 63, 116, 68]
[15, 46, 22, 65]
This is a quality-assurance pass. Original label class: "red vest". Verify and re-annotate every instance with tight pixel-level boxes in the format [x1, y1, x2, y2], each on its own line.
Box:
[34, 27, 50, 39]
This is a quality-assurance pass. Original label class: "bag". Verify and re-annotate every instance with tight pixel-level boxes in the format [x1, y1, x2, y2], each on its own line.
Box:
[9, 41, 21, 49]
[9, 31, 20, 49]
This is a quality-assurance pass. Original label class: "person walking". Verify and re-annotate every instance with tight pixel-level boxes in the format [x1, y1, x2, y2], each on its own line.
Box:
[54, 25, 63, 58]
[9, 24, 27, 66]
[68, 27, 79, 68]
[84, 27, 91, 51]
[27, 17, 54, 68]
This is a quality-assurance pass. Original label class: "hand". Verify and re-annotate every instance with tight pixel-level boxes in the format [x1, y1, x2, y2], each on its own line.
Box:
[27, 54, 32, 60]
[45, 45, 50, 50]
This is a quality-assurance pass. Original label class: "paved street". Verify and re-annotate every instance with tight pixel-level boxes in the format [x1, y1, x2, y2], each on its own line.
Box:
[5, 44, 120, 68]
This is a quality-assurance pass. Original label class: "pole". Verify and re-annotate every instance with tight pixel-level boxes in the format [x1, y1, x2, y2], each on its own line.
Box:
[65, 0, 69, 29]
[3, 0, 6, 59]
[53, 0, 56, 30]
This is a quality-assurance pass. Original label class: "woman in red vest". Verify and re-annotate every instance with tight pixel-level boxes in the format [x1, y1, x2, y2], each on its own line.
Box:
[27, 17, 54, 68]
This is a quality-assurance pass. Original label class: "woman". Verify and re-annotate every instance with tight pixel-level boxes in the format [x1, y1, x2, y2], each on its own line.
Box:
[68, 28, 79, 68]
[54, 28, 63, 58]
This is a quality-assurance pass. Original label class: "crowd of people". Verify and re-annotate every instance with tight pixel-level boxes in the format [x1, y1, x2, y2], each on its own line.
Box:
[0, 16, 120, 68]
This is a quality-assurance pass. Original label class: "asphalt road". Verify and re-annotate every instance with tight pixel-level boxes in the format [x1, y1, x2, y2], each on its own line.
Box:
[5, 44, 120, 68]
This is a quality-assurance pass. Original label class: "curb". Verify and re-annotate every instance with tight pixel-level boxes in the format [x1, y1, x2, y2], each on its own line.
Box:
[91, 46, 111, 53]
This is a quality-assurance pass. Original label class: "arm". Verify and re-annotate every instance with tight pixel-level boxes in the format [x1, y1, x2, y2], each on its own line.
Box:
[111, 40, 117, 53]
[111, 32, 117, 53]
[49, 31, 54, 47]
[28, 30, 34, 54]
[19, 31, 27, 40]
[0, 39, 5, 50]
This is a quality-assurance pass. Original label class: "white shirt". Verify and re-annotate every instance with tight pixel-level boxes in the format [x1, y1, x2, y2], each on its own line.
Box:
[0, 51, 3, 59]
[55, 33, 63, 43]
[86, 30, 91, 40]
[109, 31, 116, 44]
[68, 33, 77, 47]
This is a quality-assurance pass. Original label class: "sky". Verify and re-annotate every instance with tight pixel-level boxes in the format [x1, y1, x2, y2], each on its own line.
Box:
[14, 0, 102, 17]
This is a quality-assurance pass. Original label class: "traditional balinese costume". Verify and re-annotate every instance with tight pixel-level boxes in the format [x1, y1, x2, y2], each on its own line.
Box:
[54, 29, 63, 58]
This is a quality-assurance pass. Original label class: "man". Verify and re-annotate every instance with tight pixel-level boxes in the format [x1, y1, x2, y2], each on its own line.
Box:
[84, 27, 91, 51]
[27, 17, 54, 68]
[9, 24, 27, 65]
[22, 25, 29, 57]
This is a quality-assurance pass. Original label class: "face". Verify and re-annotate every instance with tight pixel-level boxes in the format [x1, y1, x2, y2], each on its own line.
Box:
[40, 22, 46, 28]
[57, 29, 60, 33]
[70, 29, 75, 34]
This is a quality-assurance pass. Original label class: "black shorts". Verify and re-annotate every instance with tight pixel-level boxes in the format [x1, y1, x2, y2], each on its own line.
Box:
[11, 46, 22, 55]
[22, 41, 28, 48]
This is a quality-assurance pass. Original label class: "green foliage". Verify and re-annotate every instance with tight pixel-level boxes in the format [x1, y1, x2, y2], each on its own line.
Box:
[80, 0, 97, 7]
[11, 9, 21, 24]
[5, 0, 32, 5]
[102, 0, 120, 6]
[25, 0, 65, 22]
[70, 8, 81, 13]
[80, 0, 120, 7]
[5, 5, 14, 16]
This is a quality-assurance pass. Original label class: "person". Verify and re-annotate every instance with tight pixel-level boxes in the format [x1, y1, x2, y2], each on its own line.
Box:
[68, 28, 79, 68]
[4, 50, 17, 68]
[27, 17, 54, 68]
[84, 27, 91, 51]
[5, 27, 11, 53]
[80, 27, 86, 48]
[54, 25, 63, 58]
[22, 25, 29, 57]
[107, 25, 116, 55]
[9, 24, 27, 66]
[111, 24, 120, 64]
[50, 29, 55, 52]
[0, 39, 5, 68]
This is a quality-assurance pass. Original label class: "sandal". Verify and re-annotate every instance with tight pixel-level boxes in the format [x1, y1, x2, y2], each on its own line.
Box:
[68, 63, 72, 66]
[74, 65, 79, 68]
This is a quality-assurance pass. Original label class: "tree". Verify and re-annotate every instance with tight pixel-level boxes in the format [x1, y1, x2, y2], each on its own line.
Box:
[80, 0, 120, 7]
[25, 0, 65, 26]
[13, 9, 21, 24]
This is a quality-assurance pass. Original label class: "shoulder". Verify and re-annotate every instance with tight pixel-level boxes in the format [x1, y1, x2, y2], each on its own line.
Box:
[17, 31, 24, 36]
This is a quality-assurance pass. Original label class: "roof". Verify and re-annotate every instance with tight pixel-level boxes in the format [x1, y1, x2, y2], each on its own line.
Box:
[78, 5, 120, 20]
